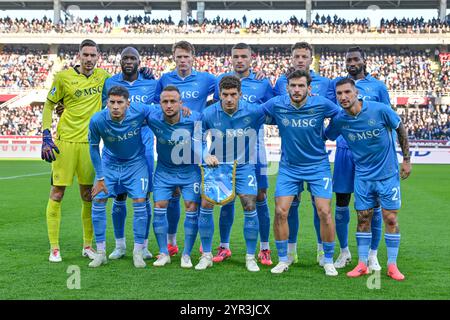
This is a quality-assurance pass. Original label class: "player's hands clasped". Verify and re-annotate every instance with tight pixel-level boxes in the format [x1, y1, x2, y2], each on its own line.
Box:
[41, 129, 60, 162]
[91, 180, 108, 198]
[400, 159, 411, 180]
[205, 155, 219, 167]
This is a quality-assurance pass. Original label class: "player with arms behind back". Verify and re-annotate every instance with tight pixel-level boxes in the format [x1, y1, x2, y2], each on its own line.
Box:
[325, 78, 411, 280]
[41, 39, 110, 262]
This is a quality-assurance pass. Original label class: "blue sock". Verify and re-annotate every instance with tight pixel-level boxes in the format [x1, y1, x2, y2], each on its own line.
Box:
[92, 201, 107, 244]
[144, 198, 152, 241]
[371, 207, 383, 250]
[153, 207, 168, 254]
[133, 202, 147, 245]
[219, 201, 235, 244]
[356, 232, 372, 264]
[335, 206, 350, 249]
[198, 207, 214, 254]
[385, 233, 401, 265]
[167, 196, 181, 235]
[183, 210, 198, 256]
[256, 199, 270, 243]
[288, 201, 300, 244]
[322, 241, 335, 264]
[243, 210, 259, 255]
[275, 240, 289, 262]
[112, 199, 127, 239]
[312, 200, 322, 244]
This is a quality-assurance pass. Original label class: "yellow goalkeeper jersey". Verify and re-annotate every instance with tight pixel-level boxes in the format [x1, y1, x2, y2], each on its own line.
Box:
[46, 67, 111, 142]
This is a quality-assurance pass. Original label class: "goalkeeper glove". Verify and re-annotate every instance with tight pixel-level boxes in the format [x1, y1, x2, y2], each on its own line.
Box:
[41, 129, 59, 162]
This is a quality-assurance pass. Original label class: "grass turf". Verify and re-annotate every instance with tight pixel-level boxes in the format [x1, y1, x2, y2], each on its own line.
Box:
[0, 160, 449, 300]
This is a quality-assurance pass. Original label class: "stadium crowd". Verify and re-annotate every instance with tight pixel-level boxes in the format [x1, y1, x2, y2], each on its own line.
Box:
[0, 48, 53, 88]
[1, 14, 449, 34]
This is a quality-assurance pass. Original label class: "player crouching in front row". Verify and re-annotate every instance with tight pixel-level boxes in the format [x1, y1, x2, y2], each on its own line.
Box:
[88, 86, 160, 268]
[325, 78, 411, 281]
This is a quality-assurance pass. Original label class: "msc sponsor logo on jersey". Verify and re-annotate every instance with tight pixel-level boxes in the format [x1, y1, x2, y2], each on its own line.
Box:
[242, 94, 257, 103]
[74, 85, 103, 98]
[224, 127, 254, 138]
[358, 94, 376, 101]
[282, 118, 317, 127]
[157, 137, 189, 146]
[130, 95, 150, 103]
[108, 128, 141, 142]
[181, 90, 200, 99]
[348, 129, 381, 142]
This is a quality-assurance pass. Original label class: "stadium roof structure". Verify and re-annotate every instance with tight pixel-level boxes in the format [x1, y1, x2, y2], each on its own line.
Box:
[0, 0, 449, 11]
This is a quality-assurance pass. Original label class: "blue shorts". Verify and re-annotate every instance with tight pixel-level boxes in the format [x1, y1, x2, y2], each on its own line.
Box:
[95, 157, 149, 200]
[354, 174, 401, 211]
[153, 164, 201, 203]
[235, 164, 258, 196]
[275, 162, 333, 199]
[333, 147, 355, 194]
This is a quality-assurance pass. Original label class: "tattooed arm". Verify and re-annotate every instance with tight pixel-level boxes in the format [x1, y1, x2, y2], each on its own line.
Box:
[396, 122, 411, 180]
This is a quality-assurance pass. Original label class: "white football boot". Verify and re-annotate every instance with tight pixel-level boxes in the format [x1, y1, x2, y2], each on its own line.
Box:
[153, 253, 171, 267]
[195, 253, 213, 270]
[334, 250, 352, 269]
[324, 263, 339, 276]
[181, 255, 193, 268]
[49, 248, 62, 263]
[133, 249, 146, 268]
[271, 261, 290, 274]
[89, 250, 107, 268]
[82, 246, 96, 260]
[109, 247, 126, 260]
[245, 255, 260, 272]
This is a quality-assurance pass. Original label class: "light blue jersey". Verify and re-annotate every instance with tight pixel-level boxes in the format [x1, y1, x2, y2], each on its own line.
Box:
[274, 70, 333, 99]
[88, 103, 160, 198]
[214, 71, 274, 103]
[262, 94, 340, 167]
[202, 99, 269, 164]
[325, 100, 401, 181]
[154, 69, 216, 112]
[330, 73, 391, 149]
[102, 72, 158, 191]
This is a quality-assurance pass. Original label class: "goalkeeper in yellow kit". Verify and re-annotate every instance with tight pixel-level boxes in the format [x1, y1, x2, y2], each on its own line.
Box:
[41, 39, 110, 262]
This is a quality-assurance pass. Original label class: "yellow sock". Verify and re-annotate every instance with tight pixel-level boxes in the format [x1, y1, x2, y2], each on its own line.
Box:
[46, 199, 61, 249]
[81, 200, 94, 247]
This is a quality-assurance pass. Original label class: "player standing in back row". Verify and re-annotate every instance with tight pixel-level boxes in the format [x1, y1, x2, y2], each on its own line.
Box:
[41, 39, 110, 262]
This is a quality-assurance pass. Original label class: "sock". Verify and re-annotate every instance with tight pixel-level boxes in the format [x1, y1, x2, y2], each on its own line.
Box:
[256, 199, 270, 245]
[144, 198, 152, 246]
[371, 207, 383, 250]
[275, 240, 289, 262]
[153, 208, 168, 254]
[46, 199, 61, 249]
[92, 201, 107, 247]
[116, 238, 126, 249]
[288, 242, 297, 255]
[183, 210, 198, 256]
[219, 200, 235, 243]
[288, 200, 300, 244]
[133, 242, 144, 252]
[260, 242, 270, 250]
[167, 233, 177, 246]
[112, 199, 127, 240]
[369, 249, 377, 258]
[322, 241, 335, 265]
[96, 241, 106, 252]
[219, 243, 230, 249]
[243, 210, 259, 255]
[385, 233, 401, 265]
[81, 200, 94, 247]
[133, 202, 147, 245]
[167, 196, 181, 235]
[198, 207, 214, 254]
[335, 206, 350, 249]
[313, 200, 322, 244]
[356, 232, 372, 264]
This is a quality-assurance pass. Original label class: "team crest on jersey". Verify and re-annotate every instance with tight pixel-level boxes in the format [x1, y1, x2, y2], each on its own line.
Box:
[50, 87, 57, 96]
[107, 136, 116, 142]
[158, 137, 167, 144]
[105, 128, 112, 134]
[282, 118, 290, 127]
[368, 119, 376, 126]
[75, 89, 82, 98]
[243, 117, 251, 124]
[213, 122, 222, 127]
[348, 133, 356, 142]
[155, 128, 163, 134]
[131, 121, 139, 128]
[308, 109, 315, 115]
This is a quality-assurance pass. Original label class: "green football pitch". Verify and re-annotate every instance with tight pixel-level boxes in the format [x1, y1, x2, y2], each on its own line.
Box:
[0, 160, 449, 300]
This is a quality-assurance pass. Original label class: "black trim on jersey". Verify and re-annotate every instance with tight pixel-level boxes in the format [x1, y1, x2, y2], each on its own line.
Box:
[73, 65, 93, 79]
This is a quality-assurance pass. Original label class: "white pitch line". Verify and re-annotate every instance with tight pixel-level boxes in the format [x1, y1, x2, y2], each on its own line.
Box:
[0, 172, 50, 180]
